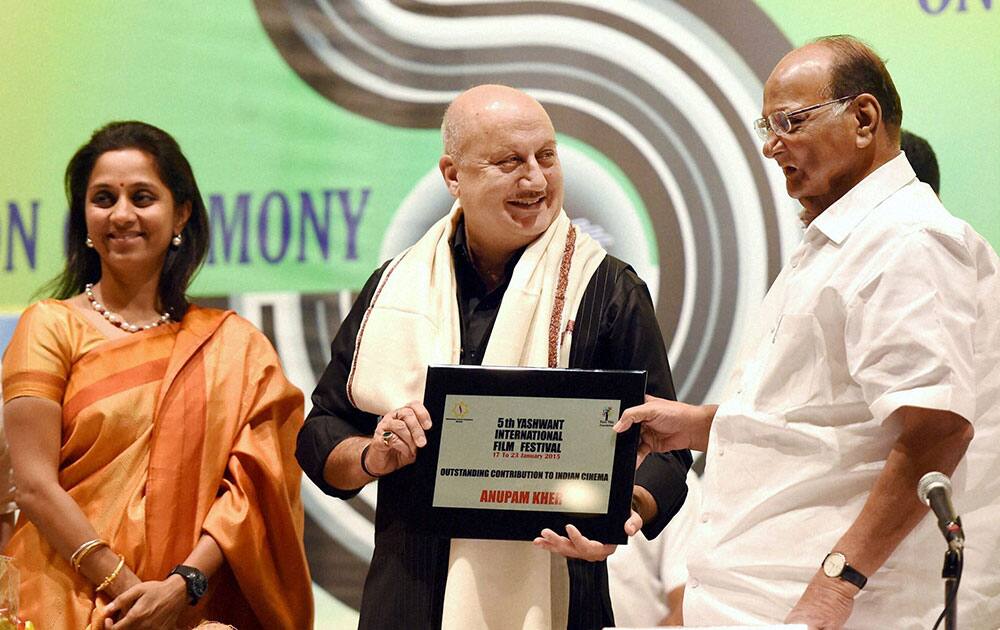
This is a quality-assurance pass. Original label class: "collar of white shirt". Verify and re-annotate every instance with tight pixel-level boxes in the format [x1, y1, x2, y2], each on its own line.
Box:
[809, 152, 917, 246]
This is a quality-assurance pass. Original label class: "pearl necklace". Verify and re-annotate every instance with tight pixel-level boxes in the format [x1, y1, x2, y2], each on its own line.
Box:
[85, 284, 171, 333]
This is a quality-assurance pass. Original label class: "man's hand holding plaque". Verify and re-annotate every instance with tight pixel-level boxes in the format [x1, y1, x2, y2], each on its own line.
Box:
[533, 508, 643, 561]
[363, 401, 433, 477]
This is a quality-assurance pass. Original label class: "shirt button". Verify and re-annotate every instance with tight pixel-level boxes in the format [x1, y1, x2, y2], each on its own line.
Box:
[701, 513, 710, 524]
[718, 449, 725, 457]
[690, 577, 700, 589]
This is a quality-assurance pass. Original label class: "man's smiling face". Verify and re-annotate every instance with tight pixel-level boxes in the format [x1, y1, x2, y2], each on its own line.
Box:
[446, 91, 564, 255]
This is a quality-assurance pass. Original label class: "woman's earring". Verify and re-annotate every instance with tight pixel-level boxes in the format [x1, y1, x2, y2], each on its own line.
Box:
[171, 234, 182, 247]
[86, 236, 95, 248]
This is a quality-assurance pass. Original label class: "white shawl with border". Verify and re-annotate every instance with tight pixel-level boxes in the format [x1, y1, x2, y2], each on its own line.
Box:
[347, 203, 606, 629]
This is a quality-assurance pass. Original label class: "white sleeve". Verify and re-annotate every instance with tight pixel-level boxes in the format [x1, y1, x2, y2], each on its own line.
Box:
[845, 228, 977, 424]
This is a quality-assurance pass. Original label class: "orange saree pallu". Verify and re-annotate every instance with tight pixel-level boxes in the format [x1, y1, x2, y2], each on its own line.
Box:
[2, 301, 312, 629]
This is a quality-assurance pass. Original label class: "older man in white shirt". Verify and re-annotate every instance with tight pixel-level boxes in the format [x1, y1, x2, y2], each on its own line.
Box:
[617, 35, 999, 629]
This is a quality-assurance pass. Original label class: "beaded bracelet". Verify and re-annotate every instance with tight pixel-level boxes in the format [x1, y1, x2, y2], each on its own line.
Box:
[95, 556, 126, 593]
[360, 444, 382, 478]
[70, 539, 107, 572]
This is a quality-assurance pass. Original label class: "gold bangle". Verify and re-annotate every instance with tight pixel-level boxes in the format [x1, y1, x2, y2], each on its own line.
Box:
[71, 539, 107, 572]
[95, 555, 125, 593]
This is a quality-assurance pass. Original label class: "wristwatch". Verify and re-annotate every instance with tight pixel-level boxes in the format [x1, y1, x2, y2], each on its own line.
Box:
[169, 564, 208, 605]
[821, 552, 868, 589]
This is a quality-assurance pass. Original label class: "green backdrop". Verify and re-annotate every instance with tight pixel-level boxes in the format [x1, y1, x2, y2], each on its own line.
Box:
[1, 1, 997, 312]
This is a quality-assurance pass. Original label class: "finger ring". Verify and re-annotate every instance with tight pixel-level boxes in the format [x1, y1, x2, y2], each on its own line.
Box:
[381, 430, 394, 446]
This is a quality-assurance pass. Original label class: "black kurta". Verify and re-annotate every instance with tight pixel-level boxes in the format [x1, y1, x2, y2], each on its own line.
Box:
[297, 227, 691, 629]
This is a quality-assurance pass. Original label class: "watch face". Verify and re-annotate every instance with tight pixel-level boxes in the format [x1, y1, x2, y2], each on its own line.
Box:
[174, 565, 208, 602]
[823, 552, 846, 577]
[190, 572, 208, 598]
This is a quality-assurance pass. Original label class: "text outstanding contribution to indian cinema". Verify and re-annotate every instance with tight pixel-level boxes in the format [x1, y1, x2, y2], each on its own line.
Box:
[433, 394, 620, 514]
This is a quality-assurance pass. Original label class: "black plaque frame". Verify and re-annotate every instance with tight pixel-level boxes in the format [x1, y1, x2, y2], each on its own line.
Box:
[412, 364, 645, 544]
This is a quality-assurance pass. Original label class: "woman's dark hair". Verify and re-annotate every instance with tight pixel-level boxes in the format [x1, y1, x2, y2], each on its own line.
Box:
[48, 121, 209, 319]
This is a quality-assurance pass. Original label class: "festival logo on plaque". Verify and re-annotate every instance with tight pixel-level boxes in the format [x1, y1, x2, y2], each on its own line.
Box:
[600, 406, 616, 427]
[448, 400, 471, 422]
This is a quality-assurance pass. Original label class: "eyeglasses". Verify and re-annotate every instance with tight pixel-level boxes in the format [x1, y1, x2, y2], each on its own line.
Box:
[753, 94, 858, 142]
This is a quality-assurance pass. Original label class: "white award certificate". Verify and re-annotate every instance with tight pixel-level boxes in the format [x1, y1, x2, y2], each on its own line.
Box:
[433, 394, 620, 514]
[414, 365, 645, 543]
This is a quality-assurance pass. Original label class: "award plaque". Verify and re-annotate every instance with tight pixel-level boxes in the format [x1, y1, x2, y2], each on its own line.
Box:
[412, 365, 645, 543]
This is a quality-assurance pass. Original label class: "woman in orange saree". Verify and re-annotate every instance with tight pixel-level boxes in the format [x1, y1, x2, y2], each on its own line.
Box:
[1, 122, 312, 629]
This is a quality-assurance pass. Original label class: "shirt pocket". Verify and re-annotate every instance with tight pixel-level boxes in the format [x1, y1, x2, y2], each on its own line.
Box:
[751, 312, 833, 412]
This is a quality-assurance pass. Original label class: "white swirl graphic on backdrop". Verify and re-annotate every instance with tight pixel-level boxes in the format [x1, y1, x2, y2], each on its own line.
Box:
[251, 0, 800, 611]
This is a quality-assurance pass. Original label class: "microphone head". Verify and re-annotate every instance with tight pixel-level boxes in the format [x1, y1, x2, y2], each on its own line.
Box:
[918, 471, 952, 505]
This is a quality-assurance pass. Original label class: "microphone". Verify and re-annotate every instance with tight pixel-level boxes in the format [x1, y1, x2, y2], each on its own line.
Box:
[918, 471, 964, 550]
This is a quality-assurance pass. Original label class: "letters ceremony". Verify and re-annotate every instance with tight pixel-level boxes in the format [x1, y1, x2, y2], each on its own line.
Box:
[1, 2, 998, 630]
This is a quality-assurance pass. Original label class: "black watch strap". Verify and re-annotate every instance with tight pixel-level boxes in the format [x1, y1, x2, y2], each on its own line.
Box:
[169, 564, 208, 605]
[836, 562, 868, 589]
[822, 552, 868, 590]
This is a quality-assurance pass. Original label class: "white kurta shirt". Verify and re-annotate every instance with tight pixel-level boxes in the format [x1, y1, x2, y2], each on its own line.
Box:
[684, 153, 1000, 629]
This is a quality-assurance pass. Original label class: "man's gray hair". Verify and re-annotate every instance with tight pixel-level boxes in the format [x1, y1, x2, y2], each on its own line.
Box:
[814, 35, 902, 138]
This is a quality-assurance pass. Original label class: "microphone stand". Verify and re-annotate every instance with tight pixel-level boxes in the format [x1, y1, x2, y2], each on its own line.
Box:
[938, 516, 963, 630]
[919, 474, 965, 630]
[941, 544, 961, 630]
